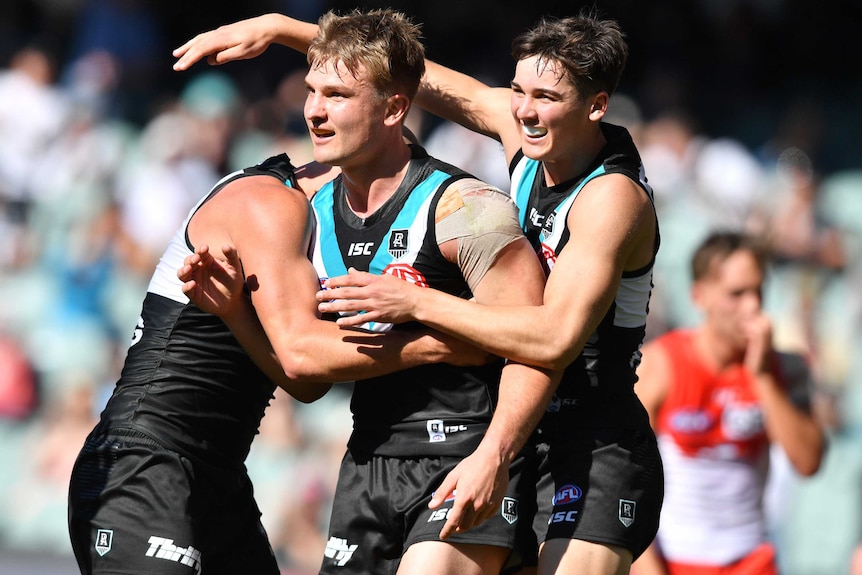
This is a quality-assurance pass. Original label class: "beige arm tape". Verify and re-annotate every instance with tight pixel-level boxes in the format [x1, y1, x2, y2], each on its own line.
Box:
[435, 178, 525, 292]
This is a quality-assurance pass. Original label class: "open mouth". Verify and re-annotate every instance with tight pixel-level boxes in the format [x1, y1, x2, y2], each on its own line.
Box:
[310, 128, 335, 140]
[521, 124, 547, 138]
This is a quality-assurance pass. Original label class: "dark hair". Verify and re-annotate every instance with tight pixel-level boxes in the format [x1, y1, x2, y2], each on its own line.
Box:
[691, 231, 769, 282]
[309, 9, 426, 101]
[512, 11, 628, 101]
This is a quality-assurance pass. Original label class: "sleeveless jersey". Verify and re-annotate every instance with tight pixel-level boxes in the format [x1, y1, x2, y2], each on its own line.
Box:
[310, 145, 504, 457]
[652, 329, 782, 565]
[96, 155, 300, 469]
[508, 123, 657, 431]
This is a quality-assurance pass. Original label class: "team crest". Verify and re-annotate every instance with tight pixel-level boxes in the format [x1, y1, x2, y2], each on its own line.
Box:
[501, 497, 519, 524]
[618, 499, 636, 527]
[388, 229, 409, 258]
[95, 529, 113, 556]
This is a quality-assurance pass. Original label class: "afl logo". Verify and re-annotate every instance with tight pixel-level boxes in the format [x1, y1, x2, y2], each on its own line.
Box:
[553, 484, 583, 506]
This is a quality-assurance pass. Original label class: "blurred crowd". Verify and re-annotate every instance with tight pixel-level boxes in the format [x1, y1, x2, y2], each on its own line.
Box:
[2, 1, 862, 574]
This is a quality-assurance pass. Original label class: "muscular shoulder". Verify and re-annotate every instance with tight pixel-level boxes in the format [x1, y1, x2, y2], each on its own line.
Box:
[577, 173, 653, 215]
[190, 174, 310, 249]
[435, 178, 520, 238]
[570, 173, 656, 268]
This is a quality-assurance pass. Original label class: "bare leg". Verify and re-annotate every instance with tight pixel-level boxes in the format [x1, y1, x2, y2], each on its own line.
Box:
[397, 540, 510, 575]
[539, 539, 632, 575]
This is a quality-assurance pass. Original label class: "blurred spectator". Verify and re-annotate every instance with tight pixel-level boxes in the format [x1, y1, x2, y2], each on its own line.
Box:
[68, 0, 167, 124]
[0, 334, 38, 421]
[0, 44, 70, 268]
[112, 107, 220, 275]
[852, 542, 862, 575]
[0, 374, 99, 552]
[632, 231, 824, 575]
[747, 147, 849, 384]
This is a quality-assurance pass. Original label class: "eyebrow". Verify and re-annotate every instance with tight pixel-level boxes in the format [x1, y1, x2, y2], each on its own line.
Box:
[510, 81, 564, 99]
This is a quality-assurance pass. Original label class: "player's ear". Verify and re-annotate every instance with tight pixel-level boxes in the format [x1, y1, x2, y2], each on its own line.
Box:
[588, 92, 608, 121]
[384, 93, 410, 126]
[691, 280, 707, 310]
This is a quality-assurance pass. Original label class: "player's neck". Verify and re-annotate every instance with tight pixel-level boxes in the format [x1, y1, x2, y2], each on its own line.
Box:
[341, 143, 412, 217]
[542, 129, 606, 186]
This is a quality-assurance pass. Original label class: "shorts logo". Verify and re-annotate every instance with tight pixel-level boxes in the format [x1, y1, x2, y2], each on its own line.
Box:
[324, 536, 358, 566]
[619, 499, 636, 527]
[553, 484, 583, 506]
[145, 536, 201, 573]
[427, 419, 446, 442]
[427, 508, 452, 522]
[426, 420, 467, 443]
[501, 497, 519, 524]
[95, 529, 113, 556]
[388, 229, 409, 258]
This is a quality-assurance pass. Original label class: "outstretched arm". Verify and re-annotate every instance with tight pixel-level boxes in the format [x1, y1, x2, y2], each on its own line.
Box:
[173, 13, 317, 71]
[319, 175, 656, 371]
[172, 13, 520, 161]
[416, 61, 520, 161]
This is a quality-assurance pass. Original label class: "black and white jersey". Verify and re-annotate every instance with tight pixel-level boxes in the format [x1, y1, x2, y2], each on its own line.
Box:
[310, 145, 505, 458]
[508, 123, 659, 431]
[97, 155, 299, 468]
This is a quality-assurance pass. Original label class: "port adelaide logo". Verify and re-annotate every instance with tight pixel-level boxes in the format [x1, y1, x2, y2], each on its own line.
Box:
[95, 529, 113, 556]
[501, 497, 519, 524]
[619, 499, 636, 527]
[388, 229, 409, 258]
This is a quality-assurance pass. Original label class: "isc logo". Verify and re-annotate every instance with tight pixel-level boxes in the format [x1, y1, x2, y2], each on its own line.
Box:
[427, 508, 452, 522]
[549, 510, 578, 524]
[348, 242, 374, 256]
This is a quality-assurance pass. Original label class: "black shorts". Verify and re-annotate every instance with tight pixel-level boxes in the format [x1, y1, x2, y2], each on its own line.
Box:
[526, 427, 664, 562]
[320, 448, 536, 575]
[67, 430, 279, 575]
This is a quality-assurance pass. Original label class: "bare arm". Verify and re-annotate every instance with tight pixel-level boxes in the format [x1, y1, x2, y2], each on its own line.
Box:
[745, 319, 824, 476]
[172, 13, 317, 70]
[171, 13, 520, 162]
[408, 184, 560, 538]
[416, 61, 520, 162]
[433, 237, 559, 539]
[319, 175, 656, 371]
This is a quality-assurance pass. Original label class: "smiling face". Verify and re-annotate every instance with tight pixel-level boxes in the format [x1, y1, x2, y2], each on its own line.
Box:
[510, 55, 604, 182]
[304, 59, 391, 170]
